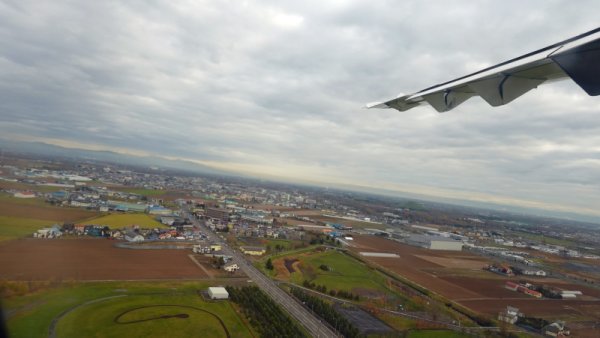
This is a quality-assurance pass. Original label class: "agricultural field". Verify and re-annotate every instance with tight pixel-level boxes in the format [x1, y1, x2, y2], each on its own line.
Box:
[4, 281, 254, 338]
[0, 194, 99, 241]
[0, 238, 212, 281]
[0, 180, 64, 193]
[349, 235, 600, 334]
[85, 213, 167, 228]
[0, 194, 98, 222]
[0, 216, 55, 242]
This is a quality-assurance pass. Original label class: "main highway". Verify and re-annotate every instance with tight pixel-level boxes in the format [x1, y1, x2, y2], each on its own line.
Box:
[183, 208, 337, 338]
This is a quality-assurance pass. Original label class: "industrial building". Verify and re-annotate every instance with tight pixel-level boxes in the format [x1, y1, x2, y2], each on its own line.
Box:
[206, 207, 229, 222]
[207, 287, 229, 300]
[406, 234, 463, 251]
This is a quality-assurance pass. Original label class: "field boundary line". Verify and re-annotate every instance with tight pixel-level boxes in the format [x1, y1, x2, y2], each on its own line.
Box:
[188, 254, 214, 279]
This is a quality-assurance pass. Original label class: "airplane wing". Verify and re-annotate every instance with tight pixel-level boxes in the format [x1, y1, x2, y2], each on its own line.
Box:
[367, 27, 600, 112]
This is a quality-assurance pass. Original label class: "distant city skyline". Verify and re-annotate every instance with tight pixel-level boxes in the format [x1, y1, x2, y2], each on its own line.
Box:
[1, 1, 600, 219]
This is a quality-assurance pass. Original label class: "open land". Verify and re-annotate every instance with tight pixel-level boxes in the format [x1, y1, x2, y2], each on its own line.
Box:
[349, 235, 600, 323]
[0, 216, 56, 242]
[0, 238, 213, 281]
[0, 195, 100, 241]
[271, 249, 403, 302]
[0, 195, 99, 222]
[4, 281, 254, 338]
[0, 180, 64, 193]
[85, 213, 167, 228]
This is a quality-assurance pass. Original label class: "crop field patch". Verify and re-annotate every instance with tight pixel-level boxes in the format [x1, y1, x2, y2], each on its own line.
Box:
[0, 238, 210, 281]
[0, 196, 99, 222]
[84, 213, 167, 228]
[351, 235, 600, 321]
[0, 216, 56, 242]
[413, 255, 487, 269]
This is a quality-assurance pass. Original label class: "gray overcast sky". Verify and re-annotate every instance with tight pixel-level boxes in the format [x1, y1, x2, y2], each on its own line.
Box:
[1, 1, 600, 217]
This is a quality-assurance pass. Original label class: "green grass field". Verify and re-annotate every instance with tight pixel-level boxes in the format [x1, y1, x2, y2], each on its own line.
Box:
[116, 188, 166, 197]
[0, 216, 56, 241]
[5, 281, 254, 338]
[85, 213, 167, 228]
[276, 250, 394, 297]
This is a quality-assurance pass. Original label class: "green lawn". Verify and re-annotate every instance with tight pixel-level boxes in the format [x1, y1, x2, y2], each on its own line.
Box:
[283, 250, 393, 295]
[85, 213, 167, 228]
[0, 216, 56, 241]
[118, 188, 166, 197]
[5, 281, 254, 338]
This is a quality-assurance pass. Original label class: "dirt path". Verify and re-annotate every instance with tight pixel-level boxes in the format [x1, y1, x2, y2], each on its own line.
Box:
[188, 254, 214, 279]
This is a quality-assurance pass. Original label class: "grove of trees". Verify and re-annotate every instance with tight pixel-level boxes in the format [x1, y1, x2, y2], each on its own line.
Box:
[226, 286, 306, 338]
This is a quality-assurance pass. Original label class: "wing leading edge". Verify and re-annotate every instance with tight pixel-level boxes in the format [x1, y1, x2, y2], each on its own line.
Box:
[367, 27, 600, 113]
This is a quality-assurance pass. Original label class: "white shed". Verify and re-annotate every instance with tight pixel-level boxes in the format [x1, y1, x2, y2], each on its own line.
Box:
[208, 287, 229, 300]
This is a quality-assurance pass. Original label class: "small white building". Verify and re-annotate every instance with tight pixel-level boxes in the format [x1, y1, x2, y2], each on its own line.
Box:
[498, 306, 521, 324]
[223, 263, 239, 272]
[14, 191, 36, 198]
[208, 287, 229, 300]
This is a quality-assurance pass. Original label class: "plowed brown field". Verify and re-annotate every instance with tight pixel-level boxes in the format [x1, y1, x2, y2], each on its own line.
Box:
[0, 238, 209, 280]
[350, 235, 600, 320]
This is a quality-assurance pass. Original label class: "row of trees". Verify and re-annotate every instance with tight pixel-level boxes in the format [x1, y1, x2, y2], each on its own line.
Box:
[290, 287, 361, 338]
[302, 280, 360, 301]
[308, 234, 339, 246]
[226, 286, 306, 338]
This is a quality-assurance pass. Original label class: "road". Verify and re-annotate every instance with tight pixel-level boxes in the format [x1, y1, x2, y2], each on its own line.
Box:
[183, 209, 337, 338]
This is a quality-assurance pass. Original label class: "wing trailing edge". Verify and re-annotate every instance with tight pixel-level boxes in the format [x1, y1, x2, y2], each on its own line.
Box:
[368, 27, 600, 113]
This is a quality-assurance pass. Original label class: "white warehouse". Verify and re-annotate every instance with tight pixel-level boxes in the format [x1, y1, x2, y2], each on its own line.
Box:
[207, 287, 229, 300]
[407, 234, 463, 251]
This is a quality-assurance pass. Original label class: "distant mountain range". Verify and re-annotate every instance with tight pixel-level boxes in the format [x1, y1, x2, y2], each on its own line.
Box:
[0, 139, 226, 176]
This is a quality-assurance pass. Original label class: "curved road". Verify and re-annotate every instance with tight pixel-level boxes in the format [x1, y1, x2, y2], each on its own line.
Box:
[184, 209, 337, 338]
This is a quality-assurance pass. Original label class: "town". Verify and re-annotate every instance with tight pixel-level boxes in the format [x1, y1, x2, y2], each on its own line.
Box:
[1, 152, 599, 337]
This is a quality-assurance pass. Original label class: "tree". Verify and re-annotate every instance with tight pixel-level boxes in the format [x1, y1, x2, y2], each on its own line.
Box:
[265, 258, 274, 270]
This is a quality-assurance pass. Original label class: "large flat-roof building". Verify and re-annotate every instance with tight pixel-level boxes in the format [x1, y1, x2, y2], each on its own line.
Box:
[206, 207, 229, 222]
[207, 287, 229, 300]
[407, 234, 463, 251]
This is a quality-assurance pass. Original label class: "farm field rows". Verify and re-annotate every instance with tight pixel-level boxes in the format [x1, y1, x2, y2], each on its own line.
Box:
[0, 238, 212, 281]
[349, 235, 600, 327]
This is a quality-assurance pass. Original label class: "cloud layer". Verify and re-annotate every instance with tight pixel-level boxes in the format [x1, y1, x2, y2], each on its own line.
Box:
[2, 1, 600, 217]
